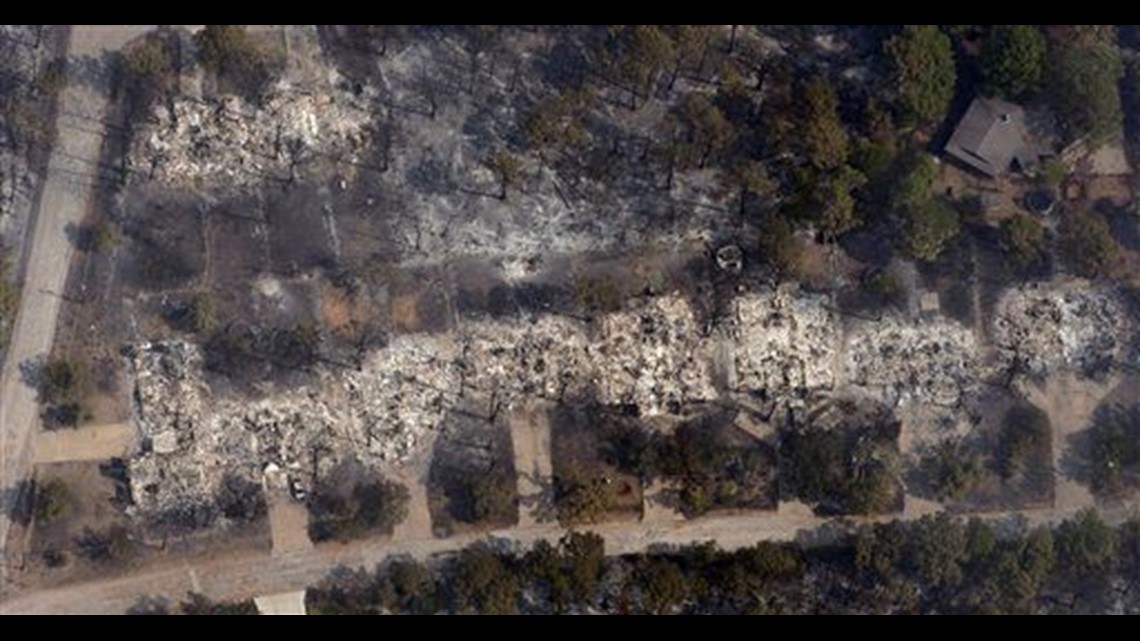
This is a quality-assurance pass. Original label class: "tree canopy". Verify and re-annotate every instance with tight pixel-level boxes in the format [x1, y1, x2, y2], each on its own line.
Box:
[981, 25, 1046, 99]
[885, 25, 957, 126]
[1048, 40, 1124, 144]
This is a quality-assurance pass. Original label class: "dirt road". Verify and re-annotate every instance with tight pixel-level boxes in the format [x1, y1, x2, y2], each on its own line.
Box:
[0, 26, 153, 596]
[5, 491, 1138, 615]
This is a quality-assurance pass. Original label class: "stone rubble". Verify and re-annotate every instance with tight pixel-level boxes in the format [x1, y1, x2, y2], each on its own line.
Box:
[128, 74, 374, 190]
[731, 289, 838, 396]
[993, 284, 1127, 378]
[594, 294, 717, 413]
[123, 281, 1131, 521]
[846, 317, 980, 409]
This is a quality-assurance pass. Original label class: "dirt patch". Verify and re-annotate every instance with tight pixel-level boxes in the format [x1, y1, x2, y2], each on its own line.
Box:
[391, 292, 421, 333]
[266, 487, 312, 556]
[1021, 371, 1118, 511]
[507, 401, 555, 527]
[33, 423, 135, 464]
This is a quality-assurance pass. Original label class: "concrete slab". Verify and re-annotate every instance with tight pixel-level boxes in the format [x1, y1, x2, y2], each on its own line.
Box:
[254, 590, 307, 615]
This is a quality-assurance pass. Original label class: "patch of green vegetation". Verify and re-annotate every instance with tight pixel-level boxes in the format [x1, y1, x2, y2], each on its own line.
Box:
[781, 417, 901, 515]
[461, 470, 518, 525]
[921, 439, 984, 501]
[194, 25, 286, 101]
[303, 507, 1133, 614]
[1060, 209, 1119, 278]
[1001, 213, 1047, 270]
[902, 198, 960, 262]
[0, 248, 18, 350]
[1086, 404, 1140, 496]
[180, 593, 258, 615]
[308, 478, 410, 543]
[555, 468, 614, 526]
[885, 25, 957, 127]
[981, 25, 1046, 99]
[34, 479, 72, 524]
[573, 273, 623, 314]
[38, 357, 91, 429]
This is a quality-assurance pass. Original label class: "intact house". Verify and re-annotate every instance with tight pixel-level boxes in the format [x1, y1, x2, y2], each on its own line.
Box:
[943, 97, 1046, 178]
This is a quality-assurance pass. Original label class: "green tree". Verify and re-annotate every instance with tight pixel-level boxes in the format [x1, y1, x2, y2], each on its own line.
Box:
[637, 557, 687, 614]
[523, 87, 593, 155]
[308, 478, 410, 542]
[907, 512, 967, 589]
[998, 404, 1050, 480]
[1001, 213, 1046, 269]
[39, 358, 79, 406]
[1048, 42, 1124, 144]
[180, 593, 258, 615]
[902, 198, 960, 261]
[124, 34, 171, 80]
[885, 25, 957, 126]
[757, 214, 804, 280]
[561, 531, 605, 604]
[452, 545, 520, 614]
[724, 159, 775, 216]
[1119, 519, 1140, 584]
[982, 25, 1046, 98]
[34, 479, 72, 524]
[854, 521, 907, 580]
[1086, 405, 1140, 496]
[555, 471, 614, 525]
[813, 165, 867, 240]
[465, 472, 517, 524]
[965, 517, 997, 564]
[671, 93, 735, 170]
[488, 148, 523, 201]
[1054, 508, 1118, 597]
[890, 152, 938, 213]
[922, 439, 983, 500]
[1060, 209, 1119, 278]
[194, 25, 283, 97]
[614, 25, 675, 110]
[387, 559, 436, 614]
[801, 76, 850, 170]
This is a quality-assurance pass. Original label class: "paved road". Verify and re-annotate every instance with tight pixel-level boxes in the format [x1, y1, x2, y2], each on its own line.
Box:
[0, 25, 153, 598]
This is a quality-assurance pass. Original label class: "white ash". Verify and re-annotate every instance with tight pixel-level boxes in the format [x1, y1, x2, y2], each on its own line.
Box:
[459, 314, 592, 401]
[731, 288, 839, 396]
[593, 295, 717, 414]
[128, 76, 374, 191]
[993, 284, 1127, 378]
[846, 317, 979, 409]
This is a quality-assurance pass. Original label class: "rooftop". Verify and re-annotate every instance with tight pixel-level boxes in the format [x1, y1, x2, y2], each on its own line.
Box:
[944, 97, 1039, 178]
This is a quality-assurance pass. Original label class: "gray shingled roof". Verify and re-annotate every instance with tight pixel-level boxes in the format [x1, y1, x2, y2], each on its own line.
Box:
[944, 97, 1037, 178]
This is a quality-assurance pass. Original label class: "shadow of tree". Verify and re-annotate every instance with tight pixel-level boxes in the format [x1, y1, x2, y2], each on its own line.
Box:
[125, 594, 171, 615]
[517, 469, 558, 525]
[17, 355, 45, 392]
[1, 478, 36, 527]
[63, 50, 122, 95]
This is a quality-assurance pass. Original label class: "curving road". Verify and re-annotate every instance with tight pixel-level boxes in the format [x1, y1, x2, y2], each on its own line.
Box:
[0, 25, 153, 599]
